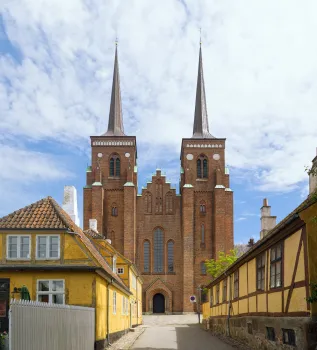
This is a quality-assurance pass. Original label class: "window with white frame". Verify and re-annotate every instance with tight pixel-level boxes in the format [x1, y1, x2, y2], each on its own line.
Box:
[117, 267, 124, 275]
[132, 274, 137, 289]
[112, 256, 117, 273]
[113, 291, 117, 314]
[7, 235, 31, 259]
[36, 235, 60, 259]
[37, 280, 65, 304]
[122, 295, 125, 315]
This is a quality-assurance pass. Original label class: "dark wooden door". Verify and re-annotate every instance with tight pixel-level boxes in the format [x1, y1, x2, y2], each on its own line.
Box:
[0, 279, 10, 333]
[153, 293, 165, 313]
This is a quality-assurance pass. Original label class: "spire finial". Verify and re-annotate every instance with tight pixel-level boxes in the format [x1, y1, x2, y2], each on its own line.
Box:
[199, 27, 202, 46]
[115, 36, 118, 47]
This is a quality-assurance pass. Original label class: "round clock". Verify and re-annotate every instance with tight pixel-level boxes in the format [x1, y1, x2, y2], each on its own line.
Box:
[125, 152, 130, 158]
[97, 153, 103, 158]
[213, 154, 220, 160]
[186, 154, 194, 160]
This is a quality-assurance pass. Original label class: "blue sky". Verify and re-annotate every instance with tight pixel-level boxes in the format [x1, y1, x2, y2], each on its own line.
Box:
[0, 0, 316, 244]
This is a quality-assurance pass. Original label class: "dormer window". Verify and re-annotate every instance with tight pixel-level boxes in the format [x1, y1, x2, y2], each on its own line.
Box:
[197, 155, 208, 178]
[109, 154, 120, 177]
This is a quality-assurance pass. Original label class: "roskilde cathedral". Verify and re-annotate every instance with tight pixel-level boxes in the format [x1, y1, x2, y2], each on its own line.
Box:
[83, 44, 234, 313]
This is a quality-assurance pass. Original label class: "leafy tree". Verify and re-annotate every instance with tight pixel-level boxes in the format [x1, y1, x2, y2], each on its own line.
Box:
[307, 283, 317, 304]
[305, 164, 317, 224]
[205, 249, 238, 278]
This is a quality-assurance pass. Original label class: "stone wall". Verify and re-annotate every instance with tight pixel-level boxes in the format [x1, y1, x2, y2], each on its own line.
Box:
[203, 316, 317, 350]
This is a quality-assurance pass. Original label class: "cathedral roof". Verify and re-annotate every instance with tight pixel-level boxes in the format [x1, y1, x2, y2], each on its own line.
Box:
[102, 44, 125, 137]
[192, 45, 215, 139]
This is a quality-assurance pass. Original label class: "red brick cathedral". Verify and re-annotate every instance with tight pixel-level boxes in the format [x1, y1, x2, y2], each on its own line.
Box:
[83, 44, 234, 313]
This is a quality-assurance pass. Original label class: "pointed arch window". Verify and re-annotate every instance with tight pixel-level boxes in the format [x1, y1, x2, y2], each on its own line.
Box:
[144, 192, 152, 213]
[109, 154, 120, 177]
[155, 180, 163, 214]
[111, 204, 118, 216]
[201, 261, 207, 275]
[143, 240, 150, 272]
[153, 228, 164, 273]
[197, 155, 208, 179]
[167, 240, 174, 272]
[165, 191, 173, 214]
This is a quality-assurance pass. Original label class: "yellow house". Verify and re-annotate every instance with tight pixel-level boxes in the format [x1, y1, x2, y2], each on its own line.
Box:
[202, 194, 317, 350]
[84, 228, 143, 327]
[0, 196, 141, 349]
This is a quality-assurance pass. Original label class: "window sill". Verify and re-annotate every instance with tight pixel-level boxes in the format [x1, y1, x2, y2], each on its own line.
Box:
[6, 258, 31, 261]
[35, 257, 60, 260]
[196, 178, 208, 181]
[108, 177, 121, 180]
[269, 286, 283, 292]
[167, 272, 176, 275]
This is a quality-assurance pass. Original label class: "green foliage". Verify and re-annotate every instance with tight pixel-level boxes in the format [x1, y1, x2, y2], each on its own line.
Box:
[305, 165, 317, 224]
[205, 249, 238, 278]
[0, 331, 7, 345]
[307, 283, 317, 304]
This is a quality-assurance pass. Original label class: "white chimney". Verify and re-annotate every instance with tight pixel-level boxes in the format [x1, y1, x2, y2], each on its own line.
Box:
[89, 219, 98, 232]
[309, 148, 317, 195]
[260, 198, 277, 239]
[106, 239, 112, 245]
[62, 186, 80, 226]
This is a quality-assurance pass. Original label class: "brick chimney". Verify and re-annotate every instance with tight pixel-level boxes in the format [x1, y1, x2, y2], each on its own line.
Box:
[260, 198, 277, 239]
[309, 148, 317, 195]
[62, 186, 80, 226]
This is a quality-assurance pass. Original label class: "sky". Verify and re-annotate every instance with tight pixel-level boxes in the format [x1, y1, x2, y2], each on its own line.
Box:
[0, 0, 316, 244]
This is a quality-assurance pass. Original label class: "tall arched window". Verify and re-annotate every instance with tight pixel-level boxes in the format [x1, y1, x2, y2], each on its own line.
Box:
[155, 180, 163, 214]
[153, 228, 164, 272]
[167, 240, 174, 272]
[143, 241, 150, 272]
[165, 191, 173, 214]
[197, 155, 208, 178]
[201, 261, 207, 275]
[109, 154, 120, 177]
[201, 224, 205, 244]
[144, 192, 152, 213]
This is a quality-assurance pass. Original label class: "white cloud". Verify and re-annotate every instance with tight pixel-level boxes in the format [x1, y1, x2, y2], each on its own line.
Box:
[0, 0, 316, 194]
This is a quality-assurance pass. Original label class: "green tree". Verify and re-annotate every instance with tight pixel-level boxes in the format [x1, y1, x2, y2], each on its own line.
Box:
[205, 249, 238, 278]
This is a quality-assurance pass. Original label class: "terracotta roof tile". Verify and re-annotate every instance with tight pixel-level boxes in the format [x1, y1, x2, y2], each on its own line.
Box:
[84, 228, 105, 239]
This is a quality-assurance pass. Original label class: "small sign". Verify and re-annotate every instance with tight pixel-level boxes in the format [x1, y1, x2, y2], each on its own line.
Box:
[189, 295, 196, 303]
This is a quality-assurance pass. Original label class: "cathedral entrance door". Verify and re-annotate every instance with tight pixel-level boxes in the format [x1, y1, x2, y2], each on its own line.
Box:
[153, 293, 165, 313]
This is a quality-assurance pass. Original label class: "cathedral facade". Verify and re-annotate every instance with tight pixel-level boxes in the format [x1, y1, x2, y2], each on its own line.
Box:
[83, 45, 234, 313]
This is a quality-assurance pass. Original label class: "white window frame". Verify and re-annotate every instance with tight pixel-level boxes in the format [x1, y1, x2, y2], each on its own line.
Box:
[36, 279, 65, 304]
[132, 274, 137, 289]
[117, 267, 124, 275]
[113, 291, 117, 314]
[36, 235, 60, 260]
[6, 235, 31, 260]
[112, 256, 117, 273]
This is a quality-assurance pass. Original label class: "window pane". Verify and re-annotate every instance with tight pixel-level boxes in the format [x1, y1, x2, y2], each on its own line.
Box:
[52, 294, 64, 304]
[276, 245, 281, 259]
[201, 262, 206, 274]
[197, 159, 202, 178]
[271, 248, 276, 261]
[38, 281, 49, 292]
[52, 281, 64, 292]
[144, 241, 150, 272]
[49, 237, 59, 258]
[167, 241, 174, 272]
[110, 158, 114, 176]
[20, 237, 30, 258]
[203, 159, 208, 178]
[38, 295, 49, 303]
[153, 229, 164, 273]
[115, 158, 120, 177]
[38, 237, 47, 258]
[8, 236, 18, 258]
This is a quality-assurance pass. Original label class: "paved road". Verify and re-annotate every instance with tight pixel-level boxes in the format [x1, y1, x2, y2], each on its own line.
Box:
[131, 315, 235, 350]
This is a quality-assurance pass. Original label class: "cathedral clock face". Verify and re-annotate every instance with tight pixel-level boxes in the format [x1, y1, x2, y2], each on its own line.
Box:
[213, 154, 220, 160]
[186, 154, 194, 160]
[125, 152, 130, 158]
[97, 152, 103, 158]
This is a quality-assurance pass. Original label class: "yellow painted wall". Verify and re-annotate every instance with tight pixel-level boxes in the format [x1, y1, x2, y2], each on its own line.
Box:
[239, 298, 248, 314]
[0, 271, 94, 306]
[95, 276, 108, 341]
[268, 292, 282, 313]
[108, 286, 130, 334]
[284, 229, 302, 287]
[248, 259, 256, 294]
[239, 265, 247, 297]
[257, 293, 266, 312]
[288, 287, 308, 312]
[249, 296, 256, 312]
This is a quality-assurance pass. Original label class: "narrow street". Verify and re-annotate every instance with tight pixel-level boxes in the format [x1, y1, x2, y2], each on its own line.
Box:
[131, 315, 235, 350]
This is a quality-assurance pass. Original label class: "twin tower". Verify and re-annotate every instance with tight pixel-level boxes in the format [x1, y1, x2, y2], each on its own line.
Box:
[83, 44, 234, 313]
